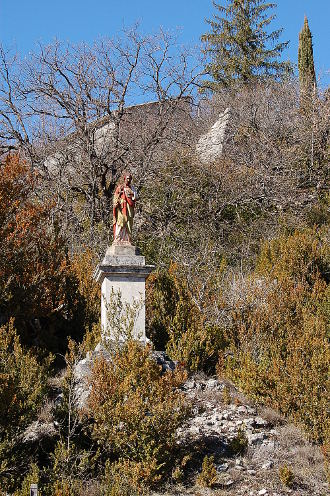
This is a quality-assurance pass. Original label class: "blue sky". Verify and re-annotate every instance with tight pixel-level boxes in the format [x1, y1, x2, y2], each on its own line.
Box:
[0, 0, 329, 86]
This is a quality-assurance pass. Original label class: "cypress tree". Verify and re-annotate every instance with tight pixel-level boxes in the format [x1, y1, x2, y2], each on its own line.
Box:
[298, 16, 316, 93]
[298, 17, 317, 174]
[201, 0, 290, 90]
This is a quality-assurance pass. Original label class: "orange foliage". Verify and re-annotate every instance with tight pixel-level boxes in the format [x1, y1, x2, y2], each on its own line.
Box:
[0, 155, 75, 340]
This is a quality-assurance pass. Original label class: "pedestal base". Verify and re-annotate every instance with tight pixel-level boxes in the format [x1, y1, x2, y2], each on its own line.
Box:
[94, 244, 154, 343]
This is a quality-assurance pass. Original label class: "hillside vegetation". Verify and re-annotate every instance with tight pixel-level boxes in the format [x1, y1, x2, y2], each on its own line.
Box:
[0, 8, 329, 494]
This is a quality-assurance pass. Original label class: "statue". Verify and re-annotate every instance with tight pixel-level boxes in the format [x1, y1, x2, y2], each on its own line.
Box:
[112, 173, 138, 244]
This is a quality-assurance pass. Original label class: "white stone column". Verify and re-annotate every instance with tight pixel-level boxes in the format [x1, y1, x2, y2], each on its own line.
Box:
[94, 244, 154, 343]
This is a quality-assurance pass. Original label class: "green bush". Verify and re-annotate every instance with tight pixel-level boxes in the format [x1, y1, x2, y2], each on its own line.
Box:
[87, 339, 190, 486]
[228, 428, 248, 456]
[0, 320, 50, 491]
[279, 464, 294, 488]
[101, 459, 148, 496]
[147, 266, 227, 373]
[196, 455, 218, 488]
[218, 228, 330, 444]
[13, 464, 40, 496]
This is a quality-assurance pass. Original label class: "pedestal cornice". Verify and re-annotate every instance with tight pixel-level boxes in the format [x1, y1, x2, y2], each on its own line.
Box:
[94, 264, 155, 284]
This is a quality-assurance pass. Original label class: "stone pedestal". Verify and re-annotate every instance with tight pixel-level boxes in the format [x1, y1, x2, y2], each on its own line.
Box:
[94, 244, 154, 343]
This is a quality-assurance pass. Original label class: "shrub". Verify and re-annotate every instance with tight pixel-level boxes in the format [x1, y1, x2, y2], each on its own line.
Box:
[279, 464, 294, 488]
[87, 339, 190, 485]
[196, 455, 218, 488]
[46, 337, 101, 494]
[0, 320, 50, 491]
[13, 464, 40, 496]
[45, 440, 98, 496]
[222, 385, 231, 405]
[218, 228, 330, 444]
[172, 466, 184, 482]
[147, 265, 226, 373]
[70, 249, 101, 334]
[0, 155, 76, 348]
[228, 428, 248, 456]
[101, 459, 149, 496]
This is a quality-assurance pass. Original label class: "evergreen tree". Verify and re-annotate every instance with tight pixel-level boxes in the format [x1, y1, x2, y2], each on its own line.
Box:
[201, 0, 290, 90]
[298, 16, 316, 93]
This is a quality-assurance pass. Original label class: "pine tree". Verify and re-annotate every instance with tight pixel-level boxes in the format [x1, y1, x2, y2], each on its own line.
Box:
[298, 16, 316, 94]
[201, 0, 290, 90]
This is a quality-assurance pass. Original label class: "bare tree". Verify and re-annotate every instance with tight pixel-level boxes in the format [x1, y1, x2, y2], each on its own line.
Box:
[0, 28, 201, 248]
[0, 46, 33, 157]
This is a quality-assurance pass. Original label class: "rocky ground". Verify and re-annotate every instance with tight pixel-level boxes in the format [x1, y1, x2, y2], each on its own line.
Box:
[154, 375, 328, 496]
[27, 352, 328, 495]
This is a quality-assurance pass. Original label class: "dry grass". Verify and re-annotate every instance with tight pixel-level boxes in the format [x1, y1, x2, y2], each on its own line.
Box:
[37, 399, 54, 423]
[275, 425, 327, 493]
[248, 424, 328, 495]
[258, 406, 285, 427]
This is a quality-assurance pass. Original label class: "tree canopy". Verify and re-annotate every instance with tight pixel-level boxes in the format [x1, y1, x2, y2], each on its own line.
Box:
[298, 16, 316, 99]
[201, 0, 290, 90]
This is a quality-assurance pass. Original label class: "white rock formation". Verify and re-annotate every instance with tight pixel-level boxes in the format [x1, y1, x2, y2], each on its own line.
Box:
[196, 107, 230, 163]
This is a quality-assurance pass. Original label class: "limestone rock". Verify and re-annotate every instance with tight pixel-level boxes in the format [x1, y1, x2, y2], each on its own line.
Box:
[22, 420, 57, 443]
[196, 107, 230, 163]
[150, 351, 176, 372]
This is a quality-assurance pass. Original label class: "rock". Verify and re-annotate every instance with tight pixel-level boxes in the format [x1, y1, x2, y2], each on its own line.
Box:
[22, 420, 57, 443]
[243, 417, 255, 426]
[54, 393, 64, 406]
[217, 463, 229, 472]
[196, 108, 230, 163]
[248, 432, 266, 445]
[258, 490, 268, 496]
[189, 425, 202, 435]
[247, 469, 256, 475]
[206, 378, 219, 389]
[237, 405, 248, 414]
[151, 350, 176, 372]
[254, 416, 269, 428]
[262, 439, 276, 448]
[183, 379, 196, 390]
[224, 479, 234, 487]
[262, 461, 274, 470]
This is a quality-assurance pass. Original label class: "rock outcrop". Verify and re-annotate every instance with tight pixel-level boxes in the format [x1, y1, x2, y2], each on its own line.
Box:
[196, 108, 230, 163]
[166, 375, 328, 496]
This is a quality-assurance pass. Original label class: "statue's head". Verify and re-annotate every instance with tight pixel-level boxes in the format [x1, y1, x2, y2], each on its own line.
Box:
[124, 172, 132, 186]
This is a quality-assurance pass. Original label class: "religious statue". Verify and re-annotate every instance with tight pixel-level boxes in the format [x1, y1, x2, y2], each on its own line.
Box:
[112, 172, 138, 244]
